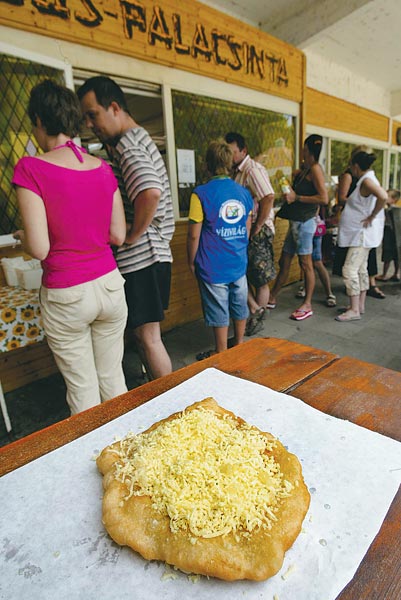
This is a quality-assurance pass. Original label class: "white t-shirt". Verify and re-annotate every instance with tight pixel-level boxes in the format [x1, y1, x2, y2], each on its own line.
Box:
[338, 170, 384, 248]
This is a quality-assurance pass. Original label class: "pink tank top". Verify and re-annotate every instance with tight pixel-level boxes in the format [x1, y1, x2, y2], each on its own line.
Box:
[12, 141, 119, 288]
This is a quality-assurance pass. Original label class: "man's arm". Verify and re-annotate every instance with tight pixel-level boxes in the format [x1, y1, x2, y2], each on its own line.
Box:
[125, 188, 161, 245]
[246, 164, 275, 236]
[251, 193, 274, 237]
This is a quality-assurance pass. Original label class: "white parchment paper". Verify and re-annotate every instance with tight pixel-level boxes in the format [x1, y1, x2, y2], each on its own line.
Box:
[1, 368, 400, 600]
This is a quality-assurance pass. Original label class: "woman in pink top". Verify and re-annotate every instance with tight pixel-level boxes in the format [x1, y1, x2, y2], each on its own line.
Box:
[12, 79, 128, 414]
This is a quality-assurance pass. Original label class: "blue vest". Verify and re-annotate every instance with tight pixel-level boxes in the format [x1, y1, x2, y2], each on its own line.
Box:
[194, 176, 253, 284]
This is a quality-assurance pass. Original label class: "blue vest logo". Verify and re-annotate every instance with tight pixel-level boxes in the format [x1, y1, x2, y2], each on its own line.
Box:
[219, 199, 245, 224]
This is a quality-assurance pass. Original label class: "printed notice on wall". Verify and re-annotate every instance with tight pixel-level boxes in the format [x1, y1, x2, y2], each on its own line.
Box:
[177, 149, 196, 186]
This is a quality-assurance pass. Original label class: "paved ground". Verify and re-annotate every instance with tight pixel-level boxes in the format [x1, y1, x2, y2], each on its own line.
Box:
[1, 272, 400, 447]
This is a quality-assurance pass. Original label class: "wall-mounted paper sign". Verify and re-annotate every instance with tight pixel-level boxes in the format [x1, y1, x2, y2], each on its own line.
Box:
[177, 149, 196, 185]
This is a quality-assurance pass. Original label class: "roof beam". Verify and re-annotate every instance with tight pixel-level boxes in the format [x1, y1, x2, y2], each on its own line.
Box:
[261, 0, 374, 47]
[391, 90, 401, 120]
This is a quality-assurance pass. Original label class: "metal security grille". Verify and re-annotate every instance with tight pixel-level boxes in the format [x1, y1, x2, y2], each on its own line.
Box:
[172, 90, 296, 217]
[0, 54, 64, 234]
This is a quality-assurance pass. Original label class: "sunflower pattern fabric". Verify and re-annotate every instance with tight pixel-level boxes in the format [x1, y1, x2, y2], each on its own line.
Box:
[0, 287, 44, 351]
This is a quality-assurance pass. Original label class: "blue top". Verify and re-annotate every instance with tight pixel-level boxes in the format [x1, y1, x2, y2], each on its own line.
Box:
[194, 176, 253, 284]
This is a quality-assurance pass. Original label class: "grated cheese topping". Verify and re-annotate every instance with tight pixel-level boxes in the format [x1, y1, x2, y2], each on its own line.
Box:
[111, 407, 293, 539]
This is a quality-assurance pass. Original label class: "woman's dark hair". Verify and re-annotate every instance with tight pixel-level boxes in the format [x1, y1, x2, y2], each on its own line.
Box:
[28, 79, 82, 137]
[77, 75, 129, 113]
[351, 151, 376, 171]
[304, 134, 323, 161]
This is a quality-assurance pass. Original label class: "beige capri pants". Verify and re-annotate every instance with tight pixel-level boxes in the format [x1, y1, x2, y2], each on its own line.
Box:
[342, 245, 370, 296]
[40, 269, 128, 414]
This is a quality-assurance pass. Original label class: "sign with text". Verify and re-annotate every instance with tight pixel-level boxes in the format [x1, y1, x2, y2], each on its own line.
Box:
[0, 0, 304, 102]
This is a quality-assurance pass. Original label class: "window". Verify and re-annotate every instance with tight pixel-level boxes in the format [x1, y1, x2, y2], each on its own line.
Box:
[330, 140, 385, 183]
[171, 90, 296, 217]
[389, 151, 401, 191]
[0, 44, 71, 234]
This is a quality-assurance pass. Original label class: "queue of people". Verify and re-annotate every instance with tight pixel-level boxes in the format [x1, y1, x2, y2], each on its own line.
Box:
[11, 77, 396, 413]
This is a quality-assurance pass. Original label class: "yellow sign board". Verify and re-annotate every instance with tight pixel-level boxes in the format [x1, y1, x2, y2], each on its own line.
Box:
[0, 0, 304, 102]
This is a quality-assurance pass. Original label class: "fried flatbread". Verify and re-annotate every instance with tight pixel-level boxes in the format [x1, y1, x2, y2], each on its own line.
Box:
[97, 398, 310, 581]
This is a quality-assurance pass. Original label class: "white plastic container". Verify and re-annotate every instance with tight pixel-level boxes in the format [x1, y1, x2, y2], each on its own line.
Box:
[15, 259, 43, 290]
[1, 256, 27, 287]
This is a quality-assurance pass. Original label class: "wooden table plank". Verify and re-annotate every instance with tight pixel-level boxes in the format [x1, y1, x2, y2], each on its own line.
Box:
[0, 337, 338, 476]
[291, 355, 401, 600]
[290, 356, 401, 442]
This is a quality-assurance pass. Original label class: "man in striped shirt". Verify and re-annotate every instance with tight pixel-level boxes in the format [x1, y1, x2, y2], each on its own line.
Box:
[225, 132, 276, 336]
[78, 76, 174, 380]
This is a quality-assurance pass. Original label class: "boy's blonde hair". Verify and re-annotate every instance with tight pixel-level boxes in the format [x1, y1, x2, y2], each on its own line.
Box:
[206, 139, 233, 176]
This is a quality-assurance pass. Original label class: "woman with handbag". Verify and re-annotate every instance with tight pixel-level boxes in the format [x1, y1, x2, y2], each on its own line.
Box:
[296, 208, 336, 307]
[269, 134, 329, 321]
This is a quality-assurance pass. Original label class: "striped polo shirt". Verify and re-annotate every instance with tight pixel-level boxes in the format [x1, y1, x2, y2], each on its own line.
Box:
[114, 127, 175, 274]
[234, 154, 275, 234]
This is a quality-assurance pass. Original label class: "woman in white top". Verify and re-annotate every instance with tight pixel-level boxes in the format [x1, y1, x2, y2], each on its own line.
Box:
[336, 151, 387, 322]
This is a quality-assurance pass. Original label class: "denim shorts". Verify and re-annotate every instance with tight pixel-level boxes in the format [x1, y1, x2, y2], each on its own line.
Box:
[283, 218, 316, 256]
[197, 275, 249, 327]
[312, 235, 322, 262]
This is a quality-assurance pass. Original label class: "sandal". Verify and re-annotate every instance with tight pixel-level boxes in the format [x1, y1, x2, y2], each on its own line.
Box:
[245, 307, 265, 336]
[326, 294, 336, 307]
[367, 286, 385, 299]
[196, 350, 213, 361]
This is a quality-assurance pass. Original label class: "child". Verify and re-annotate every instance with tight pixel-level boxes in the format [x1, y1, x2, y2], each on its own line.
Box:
[376, 189, 401, 282]
[187, 140, 253, 358]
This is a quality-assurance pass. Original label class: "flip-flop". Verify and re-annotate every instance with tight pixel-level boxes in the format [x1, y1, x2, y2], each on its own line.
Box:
[389, 276, 401, 282]
[266, 302, 276, 309]
[338, 306, 365, 315]
[290, 308, 313, 321]
[335, 313, 361, 322]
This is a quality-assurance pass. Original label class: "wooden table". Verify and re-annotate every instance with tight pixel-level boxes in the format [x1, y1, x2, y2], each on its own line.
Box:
[1, 337, 400, 600]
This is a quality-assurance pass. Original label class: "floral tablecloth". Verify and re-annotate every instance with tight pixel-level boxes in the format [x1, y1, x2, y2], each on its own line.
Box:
[0, 286, 44, 352]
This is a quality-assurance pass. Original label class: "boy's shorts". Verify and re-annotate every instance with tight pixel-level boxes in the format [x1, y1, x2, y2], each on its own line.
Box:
[123, 262, 171, 328]
[283, 218, 316, 256]
[197, 275, 249, 327]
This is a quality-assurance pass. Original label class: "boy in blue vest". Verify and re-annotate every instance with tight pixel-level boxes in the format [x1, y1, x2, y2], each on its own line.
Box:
[187, 139, 254, 358]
